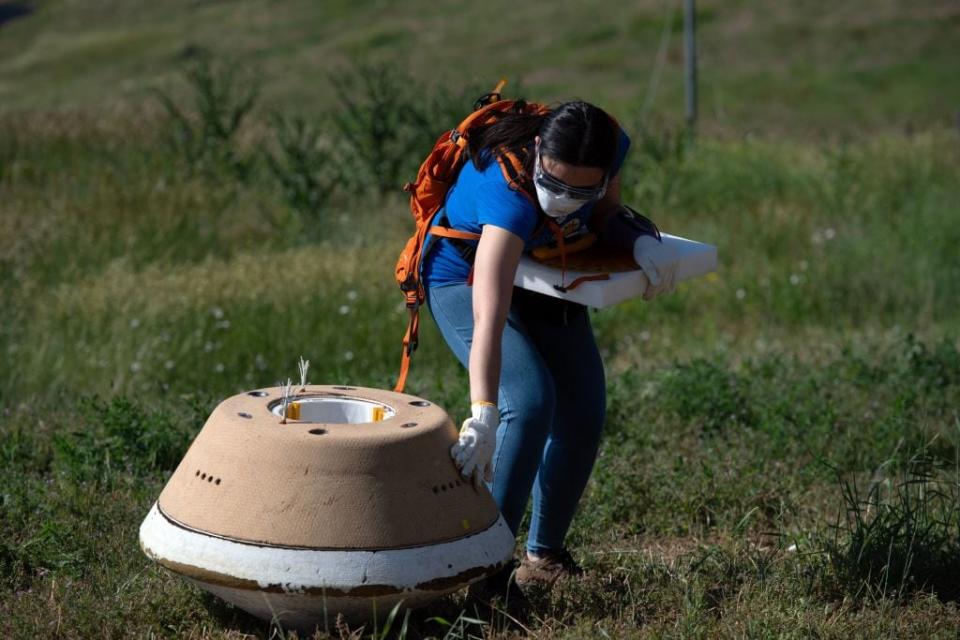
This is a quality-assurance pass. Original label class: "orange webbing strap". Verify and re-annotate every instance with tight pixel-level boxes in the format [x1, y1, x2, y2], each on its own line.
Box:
[394, 305, 421, 393]
[558, 273, 610, 292]
[543, 220, 615, 293]
[393, 226, 479, 392]
[431, 224, 481, 287]
[429, 226, 482, 241]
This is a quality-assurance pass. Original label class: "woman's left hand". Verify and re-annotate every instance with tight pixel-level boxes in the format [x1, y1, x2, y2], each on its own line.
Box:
[633, 235, 679, 299]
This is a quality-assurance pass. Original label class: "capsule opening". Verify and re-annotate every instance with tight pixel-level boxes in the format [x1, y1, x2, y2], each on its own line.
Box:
[269, 396, 396, 424]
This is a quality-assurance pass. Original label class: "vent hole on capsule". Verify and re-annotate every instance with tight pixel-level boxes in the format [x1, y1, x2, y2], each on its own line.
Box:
[333, 386, 356, 391]
[201, 473, 207, 480]
[195, 470, 200, 477]
[248, 391, 269, 397]
[409, 400, 430, 407]
[400, 422, 418, 429]
[215, 478, 221, 485]
[207, 476, 213, 483]
[308, 428, 327, 435]
[238, 412, 252, 419]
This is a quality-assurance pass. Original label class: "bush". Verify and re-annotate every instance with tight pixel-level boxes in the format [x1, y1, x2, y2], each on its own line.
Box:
[263, 113, 339, 232]
[154, 52, 259, 179]
[330, 61, 484, 195]
[619, 122, 690, 214]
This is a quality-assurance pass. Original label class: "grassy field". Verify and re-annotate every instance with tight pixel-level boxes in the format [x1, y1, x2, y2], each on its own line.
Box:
[2, 1, 960, 638]
[2, 0, 959, 134]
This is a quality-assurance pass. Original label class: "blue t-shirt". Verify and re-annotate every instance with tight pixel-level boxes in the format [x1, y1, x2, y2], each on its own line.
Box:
[422, 128, 631, 286]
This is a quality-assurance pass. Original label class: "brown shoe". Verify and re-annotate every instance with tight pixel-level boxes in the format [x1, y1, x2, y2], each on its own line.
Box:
[465, 561, 530, 619]
[515, 548, 583, 589]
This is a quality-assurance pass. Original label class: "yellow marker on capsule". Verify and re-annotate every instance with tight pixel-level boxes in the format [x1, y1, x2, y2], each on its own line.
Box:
[286, 402, 301, 420]
[372, 406, 385, 422]
[462, 519, 470, 531]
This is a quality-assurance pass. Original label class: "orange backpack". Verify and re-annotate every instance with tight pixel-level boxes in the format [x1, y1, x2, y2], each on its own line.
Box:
[393, 81, 550, 392]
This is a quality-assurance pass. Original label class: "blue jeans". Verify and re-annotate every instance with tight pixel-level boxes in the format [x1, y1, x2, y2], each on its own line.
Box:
[427, 283, 606, 555]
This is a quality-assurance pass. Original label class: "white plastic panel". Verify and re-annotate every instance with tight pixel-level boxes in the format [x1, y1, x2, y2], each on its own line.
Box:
[514, 232, 718, 308]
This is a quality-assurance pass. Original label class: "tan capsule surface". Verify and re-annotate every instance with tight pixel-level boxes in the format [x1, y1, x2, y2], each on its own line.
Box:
[158, 385, 498, 549]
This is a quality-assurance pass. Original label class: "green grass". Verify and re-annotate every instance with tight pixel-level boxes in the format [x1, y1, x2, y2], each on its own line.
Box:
[2, 1, 959, 136]
[2, 2, 960, 638]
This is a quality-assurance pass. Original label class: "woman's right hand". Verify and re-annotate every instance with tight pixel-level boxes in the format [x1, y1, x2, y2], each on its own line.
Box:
[451, 401, 501, 489]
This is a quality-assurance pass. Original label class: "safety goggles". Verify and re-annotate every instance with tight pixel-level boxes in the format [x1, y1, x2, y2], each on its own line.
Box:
[533, 153, 608, 202]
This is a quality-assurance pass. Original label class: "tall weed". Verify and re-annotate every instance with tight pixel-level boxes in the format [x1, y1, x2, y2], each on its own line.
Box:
[0, 118, 17, 184]
[330, 62, 484, 195]
[824, 450, 960, 601]
[263, 113, 339, 234]
[154, 52, 259, 180]
[330, 61, 425, 194]
[620, 122, 690, 214]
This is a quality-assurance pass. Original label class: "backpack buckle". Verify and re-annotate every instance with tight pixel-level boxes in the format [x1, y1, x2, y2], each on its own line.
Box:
[473, 92, 501, 110]
[399, 274, 418, 292]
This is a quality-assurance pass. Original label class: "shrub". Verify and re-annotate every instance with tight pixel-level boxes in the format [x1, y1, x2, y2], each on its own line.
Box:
[154, 51, 259, 179]
[263, 113, 338, 230]
[619, 122, 690, 214]
[329, 61, 484, 195]
[330, 61, 425, 195]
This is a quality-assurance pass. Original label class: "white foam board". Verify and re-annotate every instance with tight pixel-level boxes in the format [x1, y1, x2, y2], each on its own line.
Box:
[513, 233, 717, 308]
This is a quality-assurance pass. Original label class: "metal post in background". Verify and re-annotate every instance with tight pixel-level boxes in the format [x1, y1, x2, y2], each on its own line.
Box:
[684, 0, 698, 137]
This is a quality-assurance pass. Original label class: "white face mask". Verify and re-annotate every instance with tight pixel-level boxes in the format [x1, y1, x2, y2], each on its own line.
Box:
[535, 183, 586, 218]
[533, 154, 597, 218]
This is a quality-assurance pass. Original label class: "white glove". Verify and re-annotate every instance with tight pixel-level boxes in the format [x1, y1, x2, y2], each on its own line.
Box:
[450, 401, 500, 489]
[633, 235, 679, 300]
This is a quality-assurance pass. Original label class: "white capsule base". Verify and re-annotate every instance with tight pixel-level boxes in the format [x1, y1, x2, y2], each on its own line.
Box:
[139, 503, 514, 629]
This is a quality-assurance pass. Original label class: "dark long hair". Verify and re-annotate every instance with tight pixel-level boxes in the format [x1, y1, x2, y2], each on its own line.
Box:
[467, 100, 618, 191]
